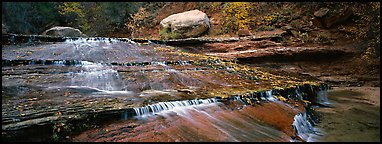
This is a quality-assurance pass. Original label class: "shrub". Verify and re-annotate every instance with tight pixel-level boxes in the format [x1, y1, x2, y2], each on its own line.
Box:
[351, 2, 380, 58]
[58, 2, 89, 32]
[58, 2, 142, 36]
[2, 2, 61, 34]
[221, 2, 251, 34]
[126, 7, 150, 38]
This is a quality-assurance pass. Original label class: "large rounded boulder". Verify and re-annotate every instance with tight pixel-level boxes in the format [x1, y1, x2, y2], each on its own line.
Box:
[159, 9, 210, 39]
[42, 26, 86, 37]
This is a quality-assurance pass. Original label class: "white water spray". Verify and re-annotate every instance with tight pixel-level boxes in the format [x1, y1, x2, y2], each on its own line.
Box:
[316, 89, 331, 106]
[133, 98, 218, 116]
[292, 112, 320, 142]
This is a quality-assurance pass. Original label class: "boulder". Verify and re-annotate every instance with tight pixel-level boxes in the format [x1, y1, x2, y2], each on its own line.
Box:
[159, 9, 210, 39]
[314, 7, 330, 18]
[42, 26, 86, 37]
[322, 8, 353, 28]
[313, 7, 354, 28]
[237, 29, 252, 37]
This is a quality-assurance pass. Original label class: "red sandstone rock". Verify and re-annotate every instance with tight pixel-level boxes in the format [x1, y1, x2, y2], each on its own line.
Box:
[238, 29, 252, 37]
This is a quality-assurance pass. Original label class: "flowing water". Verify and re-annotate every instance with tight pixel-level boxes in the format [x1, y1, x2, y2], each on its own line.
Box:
[2, 35, 331, 142]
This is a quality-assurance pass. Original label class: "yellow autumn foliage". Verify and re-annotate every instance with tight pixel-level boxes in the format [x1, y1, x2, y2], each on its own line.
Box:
[221, 2, 251, 33]
[58, 2, 90, 32]
[58, 2, 85, 18]
[126, 7, 150, 38]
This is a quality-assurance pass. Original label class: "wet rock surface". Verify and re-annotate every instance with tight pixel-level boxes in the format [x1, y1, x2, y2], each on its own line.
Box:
[313, 87, 380, 142]
[162, 27, 380, 142]
[71, 102, 300, 142]
[1, 35, 335, 142]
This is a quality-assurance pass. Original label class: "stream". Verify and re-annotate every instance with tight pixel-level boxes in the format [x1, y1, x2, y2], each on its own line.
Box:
[2, 35, 330, 142]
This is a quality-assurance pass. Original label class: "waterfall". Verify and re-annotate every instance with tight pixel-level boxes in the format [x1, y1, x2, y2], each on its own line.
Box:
[295, 87, 303, 100]
[41, 60, 130, 94]
[178, 60, 190, 65]
[27, 35, 35, 45]
[264, 90, 275, 101]
[69, 61, 125, 91]
[150, 61, 168, 66]
[292, 112, 319, 142]
[28, 60, 35, 65]
[316, 89, 331, 106]
[231, 96, 244, 102]
[65, 37, 118, 43]
[316, 84, 331, 106]
[9, 35, 15, 45]
[133, 98, 218, 116]
[254, 90, 275, 101]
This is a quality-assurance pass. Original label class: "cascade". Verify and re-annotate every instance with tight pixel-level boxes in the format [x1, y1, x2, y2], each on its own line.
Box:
[133, 98, 218, 116]
[316, 84, 331, 106]
[292, 112, 320, 142]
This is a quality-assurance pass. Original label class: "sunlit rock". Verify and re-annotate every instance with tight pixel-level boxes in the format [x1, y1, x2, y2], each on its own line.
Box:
[160, 9, 210, 39]
[42, 26, 86, 37]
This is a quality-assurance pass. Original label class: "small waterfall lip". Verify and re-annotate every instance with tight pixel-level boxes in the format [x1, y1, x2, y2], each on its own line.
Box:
[45, 86, 134, 95]
[257, 90, 275, 101]
[166, 68, 178, 72]
[79, 61, 96, 66]
[118, 38, 137, 45]
[133, 98, 218, 117]
[2, 59, 89, 67]
[150, 61, 167, 66]
[3, 59, 193, 67]
[264, 90, 276, 101]
[147, 40, 158, 45]
[79, 61, 113, 72]
[32, 59, 125, 92]
[229, 90, 276, 105]
[64, 37, 119, 43]
[2, 59, 115, 67]
[75, 62, 126, 91]
[9, 34, 16, 45]
[315, 85, 331, 106]
[316, 90, 331, 106]
[292, 112, 321, 142]
[64, 37, 140, 46]
[178, 60, 190, 65]
[295, 87, 303, 100]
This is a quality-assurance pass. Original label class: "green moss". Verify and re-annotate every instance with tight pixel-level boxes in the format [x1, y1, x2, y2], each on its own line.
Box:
[159, 27, 182, 40]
